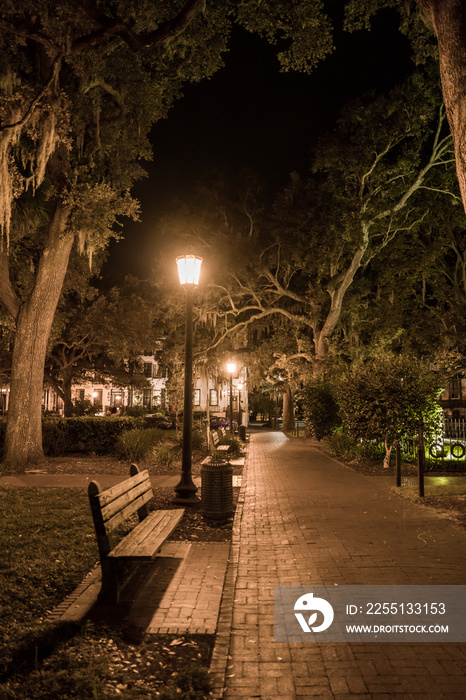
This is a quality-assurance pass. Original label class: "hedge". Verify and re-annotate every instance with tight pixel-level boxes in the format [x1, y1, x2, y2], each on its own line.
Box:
[0, 416, 146, 457]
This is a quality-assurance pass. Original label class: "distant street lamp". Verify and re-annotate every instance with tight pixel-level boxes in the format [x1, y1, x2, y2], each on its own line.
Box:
[227, 362, 235, 435]
[175, 254, 203, 504]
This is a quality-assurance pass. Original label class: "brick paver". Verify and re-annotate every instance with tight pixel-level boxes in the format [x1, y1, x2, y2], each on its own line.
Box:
[145, 542, 230, 634]
[210, 432, 466, 699]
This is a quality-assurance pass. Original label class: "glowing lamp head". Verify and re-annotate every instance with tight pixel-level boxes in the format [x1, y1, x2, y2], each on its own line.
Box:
[176, 255, 202, 287]
[227, 362, 236, 374]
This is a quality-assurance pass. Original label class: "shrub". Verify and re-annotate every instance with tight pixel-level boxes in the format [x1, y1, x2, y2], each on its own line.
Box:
[42, 416, 144, 455]
[192, 427, 206, 450]
[336, 353, 444, 468]
[42, 419, 69, 456]
[325, 429, 360, 461]
[139, 413, 176, 430]
[215, 432, 242, 456]
[325, 429, 386, 464]
[176, 427, 206, 450]
[301, 381, 340, 440]
[0, 416, 146, 457]
[72, 398, 94, 416]
[114, 428, 163, 462]
[121, 405, 148, 417]
[359, 440, 385, 461]
[153, 444, 174, 468]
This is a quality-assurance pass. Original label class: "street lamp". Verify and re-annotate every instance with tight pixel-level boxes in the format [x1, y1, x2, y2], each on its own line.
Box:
[175, 254, 203, 504]
[227, 361, 235, 435]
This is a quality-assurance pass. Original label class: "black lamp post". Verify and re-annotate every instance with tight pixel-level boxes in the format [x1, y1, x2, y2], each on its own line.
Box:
[174, 254, 202, 504]
[238, 381, 246, 428]
[227, 361, 235, 435]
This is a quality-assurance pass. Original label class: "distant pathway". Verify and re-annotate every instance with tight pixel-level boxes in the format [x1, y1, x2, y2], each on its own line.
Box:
[210, 431, 466, 699]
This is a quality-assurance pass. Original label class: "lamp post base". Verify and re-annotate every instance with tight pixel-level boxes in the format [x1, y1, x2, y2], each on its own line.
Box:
[172, 494, 201, 505]
[173, 478, 200, 505]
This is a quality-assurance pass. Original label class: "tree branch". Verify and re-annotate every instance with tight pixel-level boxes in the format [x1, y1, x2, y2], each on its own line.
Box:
[417, 185, 462, 201]
[199, 306, 311, 355]
[0, 51, 63, 133]
[72, 0, 204, 51]
[0, 18, 55, 51]
[141, 0, 205, 47]
[0, 248, 21, 320]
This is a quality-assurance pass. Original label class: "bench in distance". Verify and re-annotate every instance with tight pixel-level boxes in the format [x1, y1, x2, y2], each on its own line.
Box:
[211, 430, 231, 455]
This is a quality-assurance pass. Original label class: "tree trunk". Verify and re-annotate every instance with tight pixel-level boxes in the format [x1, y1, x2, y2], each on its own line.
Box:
[416, 0, 466, 212]
[383, 439, 393, 470]
[314, 330, 329, 360]
[62, 367, 74, 417]
[2, 205, 73, 467]
[282, 384, 295, 433]
[313, 237, 369, 358]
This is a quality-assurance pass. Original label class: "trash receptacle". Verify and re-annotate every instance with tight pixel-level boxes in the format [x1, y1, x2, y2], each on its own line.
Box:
[239, 425, 246, 441]
[201, 455, 233, 522]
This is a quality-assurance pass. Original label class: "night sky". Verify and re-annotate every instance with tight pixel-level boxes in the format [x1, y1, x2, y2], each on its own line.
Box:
[101, 13, 412, 285]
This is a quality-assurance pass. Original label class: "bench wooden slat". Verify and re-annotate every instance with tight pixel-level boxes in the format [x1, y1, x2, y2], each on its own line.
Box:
[108, 509, 184, 560]
[97, 470, 150, 507]
[104, 490, 154, 533]
[100, 479, 152, 525]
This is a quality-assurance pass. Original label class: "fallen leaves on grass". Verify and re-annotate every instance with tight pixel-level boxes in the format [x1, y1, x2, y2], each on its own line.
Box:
[1, 624, 215, 699]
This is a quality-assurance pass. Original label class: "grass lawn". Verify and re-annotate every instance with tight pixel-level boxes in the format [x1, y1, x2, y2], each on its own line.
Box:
[0, 488, 98, 621]
[0, 487, 214, 699]
[390, 480, 466, 528]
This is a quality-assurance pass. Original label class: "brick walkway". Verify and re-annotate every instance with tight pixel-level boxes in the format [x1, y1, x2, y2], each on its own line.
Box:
[210, 431, 466, 699]
[128, 542, 230, 634]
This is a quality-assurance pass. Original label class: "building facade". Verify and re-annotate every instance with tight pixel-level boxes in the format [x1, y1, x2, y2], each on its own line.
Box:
[439, 372, 466, 418]
[0, 357, 249, 424]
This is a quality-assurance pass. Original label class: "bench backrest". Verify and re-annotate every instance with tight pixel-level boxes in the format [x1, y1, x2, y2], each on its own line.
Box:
[88, 465, 152, 556]
[212, 431, 220, 446]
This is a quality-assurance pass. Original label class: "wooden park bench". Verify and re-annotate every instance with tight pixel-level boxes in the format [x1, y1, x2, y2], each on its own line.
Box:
[88, 464, 184, 604]
[211, 430, 231, 455]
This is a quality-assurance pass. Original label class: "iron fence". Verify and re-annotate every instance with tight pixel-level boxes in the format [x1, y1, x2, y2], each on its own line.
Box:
[400, 418, 466, 473]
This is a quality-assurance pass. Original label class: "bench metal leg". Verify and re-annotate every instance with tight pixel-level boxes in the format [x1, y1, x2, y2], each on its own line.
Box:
[98, 560, 121, 605]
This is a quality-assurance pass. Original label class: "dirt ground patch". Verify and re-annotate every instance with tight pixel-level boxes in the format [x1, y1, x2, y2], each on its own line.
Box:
[26, 448, 244, 478]
[21, 449, 244, 544]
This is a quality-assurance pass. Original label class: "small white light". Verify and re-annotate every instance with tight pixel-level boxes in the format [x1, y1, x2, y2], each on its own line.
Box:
[227, 362, 236, 374]
[176, 255, 203, 286]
